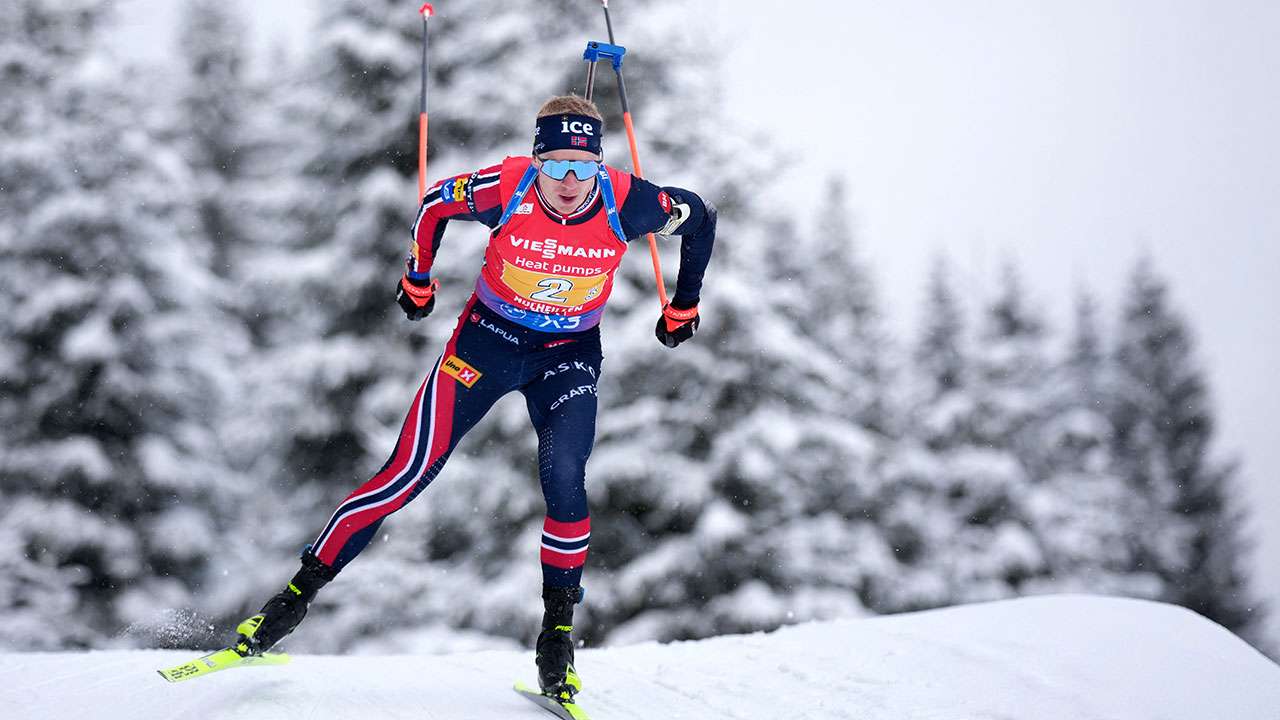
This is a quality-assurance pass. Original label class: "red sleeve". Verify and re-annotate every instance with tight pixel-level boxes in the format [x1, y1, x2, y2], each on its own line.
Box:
[408, 164, 504, 277]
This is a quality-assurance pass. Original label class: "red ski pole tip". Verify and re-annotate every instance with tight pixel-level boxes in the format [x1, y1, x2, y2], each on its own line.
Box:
[420, 3, 434, 17]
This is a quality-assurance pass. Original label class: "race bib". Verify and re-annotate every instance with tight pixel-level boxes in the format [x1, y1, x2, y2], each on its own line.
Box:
[500, 261, 607, 307]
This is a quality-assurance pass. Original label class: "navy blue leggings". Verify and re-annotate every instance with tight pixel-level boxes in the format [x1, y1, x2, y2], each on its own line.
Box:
[309, 296, 601, 587]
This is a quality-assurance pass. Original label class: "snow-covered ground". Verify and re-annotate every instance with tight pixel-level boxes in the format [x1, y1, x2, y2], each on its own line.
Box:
[3, 595, 1276, 719]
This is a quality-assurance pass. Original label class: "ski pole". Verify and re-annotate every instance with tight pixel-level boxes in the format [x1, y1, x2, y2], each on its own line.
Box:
[600, 0, 617, 45]
[417, 3, 435, 202]
[583, 4, 669, 308]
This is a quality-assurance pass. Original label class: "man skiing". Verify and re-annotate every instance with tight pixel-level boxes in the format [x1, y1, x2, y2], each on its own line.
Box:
[231, 95, 716, 701]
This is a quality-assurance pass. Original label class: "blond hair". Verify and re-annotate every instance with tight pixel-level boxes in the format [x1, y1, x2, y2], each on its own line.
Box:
[537, 95, 604, 123]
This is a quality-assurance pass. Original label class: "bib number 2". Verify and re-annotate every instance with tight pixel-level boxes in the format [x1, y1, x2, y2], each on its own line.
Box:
[530, 277, 574, 303]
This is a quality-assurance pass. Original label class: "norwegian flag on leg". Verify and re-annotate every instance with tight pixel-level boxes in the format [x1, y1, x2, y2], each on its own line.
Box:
[541, 517, 590, 569]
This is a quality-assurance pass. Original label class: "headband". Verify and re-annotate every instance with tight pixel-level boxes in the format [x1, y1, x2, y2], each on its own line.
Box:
[533, 113, 603, 156]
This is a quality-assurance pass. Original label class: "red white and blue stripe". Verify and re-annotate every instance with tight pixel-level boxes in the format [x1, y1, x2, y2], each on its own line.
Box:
[540, 517, 590, 573]
[309, 330, 462, 569]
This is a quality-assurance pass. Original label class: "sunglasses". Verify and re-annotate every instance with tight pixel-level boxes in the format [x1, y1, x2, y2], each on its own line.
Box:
[536, 157, 601, 182]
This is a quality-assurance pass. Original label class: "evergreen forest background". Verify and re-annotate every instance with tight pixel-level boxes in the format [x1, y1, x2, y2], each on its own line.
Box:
[0, 0, 1271, 657]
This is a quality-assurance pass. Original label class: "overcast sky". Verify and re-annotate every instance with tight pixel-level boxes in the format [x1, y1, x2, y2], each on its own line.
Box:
[111, 0, 1280, 641]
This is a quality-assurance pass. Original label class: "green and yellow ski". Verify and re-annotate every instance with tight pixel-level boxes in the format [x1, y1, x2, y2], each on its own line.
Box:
[514, 681, 591, 720]
[157, 647, 290, 683]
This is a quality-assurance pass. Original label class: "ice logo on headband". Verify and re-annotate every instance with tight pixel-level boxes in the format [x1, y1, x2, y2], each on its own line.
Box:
[561, 119, 595, 136]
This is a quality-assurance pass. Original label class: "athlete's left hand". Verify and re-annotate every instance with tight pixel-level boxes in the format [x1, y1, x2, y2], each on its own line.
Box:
[655, 302, 699, 348]
[396, 274, 439, 321]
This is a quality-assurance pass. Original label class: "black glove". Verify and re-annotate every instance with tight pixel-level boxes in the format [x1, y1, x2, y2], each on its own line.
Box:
[655, 301, 699, 348]
[396, 274, 438, 321]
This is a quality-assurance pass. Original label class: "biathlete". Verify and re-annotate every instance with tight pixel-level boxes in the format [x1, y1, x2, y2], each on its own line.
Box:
[231, 95, 717, 700]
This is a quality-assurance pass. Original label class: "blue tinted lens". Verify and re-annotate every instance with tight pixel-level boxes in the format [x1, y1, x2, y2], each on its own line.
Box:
[540, 160, 571, 180]
[539, 159, 600, 181]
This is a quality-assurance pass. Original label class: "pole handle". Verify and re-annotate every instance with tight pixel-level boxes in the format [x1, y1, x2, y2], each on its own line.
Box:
[418, 113, 430, 202]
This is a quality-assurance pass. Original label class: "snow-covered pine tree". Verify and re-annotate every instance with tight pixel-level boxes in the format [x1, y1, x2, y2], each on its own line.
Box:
[798, 178, 897, 436]
[974, 263, 1050, 461]
[1108, 258, 1268, 647]
[173, 0, 253, 281]
[943, 262, 1046, 601]
[880, 257, 971, 611]
[734, 178, 902, 617]
[914, 257, 969, 417]
[1023, 289, 1156, 597]
[0, 0, 252, 649]
[886, 260, 1047, 608]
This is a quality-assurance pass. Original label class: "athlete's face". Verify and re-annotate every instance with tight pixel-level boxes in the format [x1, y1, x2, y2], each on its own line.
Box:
[534, 149, 601, 215]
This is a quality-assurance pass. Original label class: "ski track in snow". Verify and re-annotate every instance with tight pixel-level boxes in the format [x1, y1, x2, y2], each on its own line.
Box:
[4, 595, 1279, 720]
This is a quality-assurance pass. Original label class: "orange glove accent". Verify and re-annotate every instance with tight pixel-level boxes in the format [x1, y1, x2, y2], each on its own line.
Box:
[662, 303, 699, 332]
[399, 274, 439, 305]
[396, 275, 439, 321]
[656, 303, 700, 348]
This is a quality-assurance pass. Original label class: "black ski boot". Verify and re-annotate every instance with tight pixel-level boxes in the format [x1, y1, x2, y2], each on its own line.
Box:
[535, 585, 584, 698]
[234, 553, 335, 656]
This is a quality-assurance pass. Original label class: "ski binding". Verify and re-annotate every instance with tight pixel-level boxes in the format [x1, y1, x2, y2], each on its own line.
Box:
[514, 680, 591, 720]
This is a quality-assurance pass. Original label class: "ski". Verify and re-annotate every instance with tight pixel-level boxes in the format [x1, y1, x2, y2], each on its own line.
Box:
[156, 647, 290, 683]
[514, 681, 591, 720]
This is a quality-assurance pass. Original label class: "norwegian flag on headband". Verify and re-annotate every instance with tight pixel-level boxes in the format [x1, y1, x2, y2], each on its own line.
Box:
[571, 136, 588, 147]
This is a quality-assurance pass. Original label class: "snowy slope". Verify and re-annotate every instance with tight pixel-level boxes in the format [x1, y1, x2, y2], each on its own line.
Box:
[3, 595, 1277, 720]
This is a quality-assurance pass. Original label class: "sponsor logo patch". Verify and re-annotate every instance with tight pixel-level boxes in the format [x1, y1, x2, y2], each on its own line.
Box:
[479, 317, 520, 345]
[541, 360, 598, 380]
[515, 202, 534, 215]
[549, 384, 597, 411]
[509, 234, 618, 261]
[561, 120, 595, 135]
[535, 315, 583, 331]
[440, 175, 469, 204]
[657, 190, 672, 214]
[500, 303, 528, 320]
[441, 354, 483, 388]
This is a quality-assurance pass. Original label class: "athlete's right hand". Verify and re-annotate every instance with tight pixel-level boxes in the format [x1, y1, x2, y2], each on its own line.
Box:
[396, 274, 439, 321]
[655, 301, 700, 348]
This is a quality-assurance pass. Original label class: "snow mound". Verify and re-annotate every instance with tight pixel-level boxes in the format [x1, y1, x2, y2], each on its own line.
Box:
[2, 595, 1276, 719]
